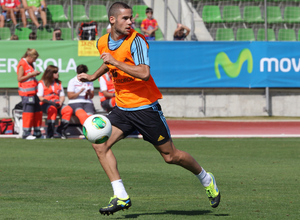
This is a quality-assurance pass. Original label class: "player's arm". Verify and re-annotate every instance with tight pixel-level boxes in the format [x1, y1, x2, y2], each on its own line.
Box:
[101, 53, 150, 81]
[78, 63, 108, 82]
[100, 36, 150, 81]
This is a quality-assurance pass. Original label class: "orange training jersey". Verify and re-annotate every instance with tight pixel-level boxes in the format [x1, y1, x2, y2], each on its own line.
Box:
[96, 29, 162, 108]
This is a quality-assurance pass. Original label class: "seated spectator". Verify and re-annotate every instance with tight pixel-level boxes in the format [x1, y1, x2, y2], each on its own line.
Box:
[10, 34, 18, 40]
[22, 0, 50, 31]
[52, 28, 63, 41]
[173, 23, 190, 41]
[29, 31, 36, 40]
[141, 7, 158, 41]
[37, 65, 73, 139]
[0, 14, 4, 27]
[67, 64, 95, 125]
[1, 0, 27, 29]
[78, 21, 98, 40]
[98, 72, 115, 112]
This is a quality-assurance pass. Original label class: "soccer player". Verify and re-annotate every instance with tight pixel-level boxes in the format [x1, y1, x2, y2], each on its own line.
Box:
[78, 2, 220, 216]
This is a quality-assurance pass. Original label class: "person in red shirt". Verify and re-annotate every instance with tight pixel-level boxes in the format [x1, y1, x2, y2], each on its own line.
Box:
[0, 0, 27, 29]
[140, 7, 158, 41]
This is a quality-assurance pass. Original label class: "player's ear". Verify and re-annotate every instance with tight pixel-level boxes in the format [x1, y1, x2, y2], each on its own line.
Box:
[109, 16, 115, 25]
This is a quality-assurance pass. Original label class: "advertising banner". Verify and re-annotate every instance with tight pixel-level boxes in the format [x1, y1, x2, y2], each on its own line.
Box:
[0, 41, 300, 88]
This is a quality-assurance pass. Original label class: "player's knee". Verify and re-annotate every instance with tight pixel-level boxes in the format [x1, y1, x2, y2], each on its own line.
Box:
[92, 143, 110, 155]
[162, 152, 181, 165]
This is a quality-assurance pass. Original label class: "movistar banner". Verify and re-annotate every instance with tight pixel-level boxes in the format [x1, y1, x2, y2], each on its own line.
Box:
[149, 41, 300, 88]
[0, 41, 300, 88]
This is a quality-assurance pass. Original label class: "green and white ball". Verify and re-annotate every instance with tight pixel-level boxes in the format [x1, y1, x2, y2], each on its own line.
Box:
[83, 114, 112, 144]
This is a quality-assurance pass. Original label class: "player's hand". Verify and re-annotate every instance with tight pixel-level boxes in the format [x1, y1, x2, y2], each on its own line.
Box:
[78, 73, 92, 82]
[100, 53, 117, 66]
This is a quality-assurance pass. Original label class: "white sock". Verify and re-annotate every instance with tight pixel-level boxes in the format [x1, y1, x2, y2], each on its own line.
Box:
[111, 179, 128, 199]
[196, 168, 212, 187]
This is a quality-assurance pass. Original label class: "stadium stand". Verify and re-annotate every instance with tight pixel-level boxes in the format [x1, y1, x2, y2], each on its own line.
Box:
[0, 27, 11, 40]
[277, 28, 297, 41]
[68, 5, 89, 22]
[256, 28, 276, 41]
[89, 4, 108, 22]
[243, 6, 264, 24]
[47, 4, 69, 23]
[215, 28, 235, 41]
[15, 28, 32, 40]
[236, 28, 256, 41]
[0, 0, 299, 42]
[222, 5, 244, 24]
[36, 29, 54, 40]
[202, 5, 224, 24]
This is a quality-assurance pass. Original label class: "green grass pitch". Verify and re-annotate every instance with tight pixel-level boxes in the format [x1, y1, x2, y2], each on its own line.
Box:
[0, 138, 299, 219]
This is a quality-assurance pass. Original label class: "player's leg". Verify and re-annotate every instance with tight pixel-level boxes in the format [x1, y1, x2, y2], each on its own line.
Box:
[92, 126, 131, 215]
[155, 139, 220, 208]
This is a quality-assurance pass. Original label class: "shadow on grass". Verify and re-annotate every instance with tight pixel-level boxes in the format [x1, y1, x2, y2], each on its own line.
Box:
[118, 210, 229, 218]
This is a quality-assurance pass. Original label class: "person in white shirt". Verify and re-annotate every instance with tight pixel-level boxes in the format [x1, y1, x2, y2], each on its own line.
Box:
[67, 64, 95, 125]
[37, 65, 73, 139]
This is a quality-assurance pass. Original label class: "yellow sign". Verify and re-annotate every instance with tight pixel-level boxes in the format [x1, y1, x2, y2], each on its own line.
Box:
[78, 40, 99, 56]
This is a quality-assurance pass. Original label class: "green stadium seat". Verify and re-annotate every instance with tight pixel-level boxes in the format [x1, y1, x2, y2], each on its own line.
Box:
[36, 29, 53, 40]
[89, 5, 108, 22]
[284, 6, 300, 24]
[155, 28, 164, 41]
[60, 27, 76, 40]
[277, 29, 296, 41]
[202, 5, 224, 23]
[68, 5, 89, 22]
[243, 6, 264, 24]
[15, 28, 32, 40]
[223, 6, 243, 23]
[266, 6, 284, 24]
[256, 28, 276, 41]
[47, 5, 69, 22]
[236, 28, 255, 41]
[0, 27, 11, 40]
[132, 5, 148, 23]
[215, 28, 235, 41]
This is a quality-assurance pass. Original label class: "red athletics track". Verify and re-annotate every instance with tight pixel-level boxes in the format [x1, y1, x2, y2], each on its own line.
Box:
[165, 120, 300, 138]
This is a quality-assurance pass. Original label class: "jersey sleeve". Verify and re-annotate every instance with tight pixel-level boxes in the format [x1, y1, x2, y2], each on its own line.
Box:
[131, 35, 150, 66]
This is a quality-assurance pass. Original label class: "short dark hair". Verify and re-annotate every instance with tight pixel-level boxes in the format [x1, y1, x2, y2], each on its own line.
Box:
[146, 7, 153, 14]
[54, 28, 61, 32]
[108, 2, 131, 18]
[29, 32, 37, 40]
[76, 64, 88, 74]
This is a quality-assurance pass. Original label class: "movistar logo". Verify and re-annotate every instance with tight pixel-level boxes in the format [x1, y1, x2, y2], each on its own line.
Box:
[214, 48, 253, 79]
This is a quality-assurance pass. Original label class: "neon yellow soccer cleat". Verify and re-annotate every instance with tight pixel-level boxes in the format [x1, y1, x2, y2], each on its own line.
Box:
[99, 195, 131, 216]
[205, 172, 221, 208]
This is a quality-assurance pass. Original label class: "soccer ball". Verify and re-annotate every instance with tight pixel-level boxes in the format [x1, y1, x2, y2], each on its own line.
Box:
[82, 114, 112, 144]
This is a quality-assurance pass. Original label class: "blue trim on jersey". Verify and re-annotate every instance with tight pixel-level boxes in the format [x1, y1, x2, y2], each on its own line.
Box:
[117, 101, 159, 111]
[107, 34, 149, 66]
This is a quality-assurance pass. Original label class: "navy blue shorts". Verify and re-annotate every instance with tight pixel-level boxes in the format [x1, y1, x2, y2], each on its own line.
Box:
[107, 103, 171, 146]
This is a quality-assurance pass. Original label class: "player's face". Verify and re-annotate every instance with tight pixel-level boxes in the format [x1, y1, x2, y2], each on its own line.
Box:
[113, 8, 132, 37]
